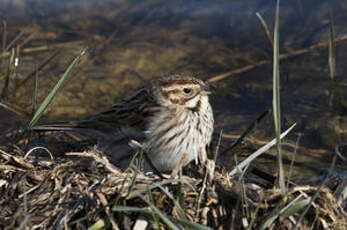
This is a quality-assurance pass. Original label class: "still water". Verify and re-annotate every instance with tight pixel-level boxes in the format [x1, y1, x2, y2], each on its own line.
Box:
[1, 0, 346, 181]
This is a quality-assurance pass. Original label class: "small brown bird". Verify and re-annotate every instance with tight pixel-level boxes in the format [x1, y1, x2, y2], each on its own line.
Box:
[34, 75, 214, 172]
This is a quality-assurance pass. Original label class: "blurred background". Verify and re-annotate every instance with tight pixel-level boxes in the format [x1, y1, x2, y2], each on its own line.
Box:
[0, 0, 346, 181]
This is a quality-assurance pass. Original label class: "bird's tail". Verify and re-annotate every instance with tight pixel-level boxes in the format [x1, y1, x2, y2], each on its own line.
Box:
[32, 120, 141, 169]
[31, 119, 129, 142]
[31, 121, 84, 132]
[31, 119, 112, 136]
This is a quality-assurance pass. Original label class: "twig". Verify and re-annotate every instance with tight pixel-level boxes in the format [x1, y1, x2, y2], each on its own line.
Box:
[0, 41, 82, 58]
[286, 133, 301, 190]
[222, 132, 332, 156]
[207, 34, 347, 83]
[65, 150, 121, 175]
[221, 109, 270, 155]
[0, 101, 30, 117]
[214, 129, 223, 162]
[17, 50, 60, 88]
[24, 146, 54, 160]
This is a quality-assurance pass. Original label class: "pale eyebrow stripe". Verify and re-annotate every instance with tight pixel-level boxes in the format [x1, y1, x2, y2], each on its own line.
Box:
[162, 84, 197, 92]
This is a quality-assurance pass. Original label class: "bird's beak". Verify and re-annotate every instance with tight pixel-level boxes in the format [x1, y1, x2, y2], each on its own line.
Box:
[201, 82, 215, 95]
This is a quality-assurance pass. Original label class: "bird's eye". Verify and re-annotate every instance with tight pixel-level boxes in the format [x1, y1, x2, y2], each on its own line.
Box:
[183, 88, 191, 94]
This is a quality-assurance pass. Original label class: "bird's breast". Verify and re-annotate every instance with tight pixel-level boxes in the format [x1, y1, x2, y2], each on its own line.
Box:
[143, 102, 213, 172]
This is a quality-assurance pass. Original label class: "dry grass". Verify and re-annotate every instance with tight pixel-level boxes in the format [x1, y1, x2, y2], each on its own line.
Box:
[0, 140, 345, 229]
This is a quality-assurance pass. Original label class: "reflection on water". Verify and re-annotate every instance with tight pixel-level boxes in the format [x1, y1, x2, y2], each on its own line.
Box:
[0, 0, 346, 180]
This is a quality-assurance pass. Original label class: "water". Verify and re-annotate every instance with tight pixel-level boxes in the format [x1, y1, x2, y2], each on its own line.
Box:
[0, 0, 346, 181]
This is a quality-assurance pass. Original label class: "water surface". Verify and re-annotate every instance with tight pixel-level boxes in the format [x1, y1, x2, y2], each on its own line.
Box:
[1, 0, 346, 181]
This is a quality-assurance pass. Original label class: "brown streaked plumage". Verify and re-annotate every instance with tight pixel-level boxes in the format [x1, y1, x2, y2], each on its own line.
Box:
[33, 75, 214, 172]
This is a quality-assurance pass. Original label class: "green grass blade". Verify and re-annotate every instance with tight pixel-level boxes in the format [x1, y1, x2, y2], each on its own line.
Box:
[173, 218, 212, 230]
[125, 151, 141, 196]
[139, 194, 179, 230]
[126, 178, 195, 200]
[88, 219, 105, 230]
[260, 214, 278, 230]
[247, 195, 263, 230]
[113, 206, 212, 230]
[147, 188, 161, 229]
[28, 48, 87, 128]
[281, 198, 310, 219]
[157, 185, 185, 220]
[272, 0, 286, 196]
[229, 123, 296, 176]
[260, 193, 305, 229]
[112, 205, 154, 214]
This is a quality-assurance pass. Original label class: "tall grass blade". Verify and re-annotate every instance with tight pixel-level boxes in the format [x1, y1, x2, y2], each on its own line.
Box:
[328, 14, 346, 113]
[28, 48, 87, 128]
[272, 0, 286, 196]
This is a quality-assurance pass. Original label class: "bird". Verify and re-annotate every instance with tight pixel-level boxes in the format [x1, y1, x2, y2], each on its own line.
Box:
[33, 75, 214, 172]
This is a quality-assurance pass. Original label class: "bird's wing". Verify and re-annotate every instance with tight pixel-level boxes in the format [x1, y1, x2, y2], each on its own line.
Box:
[92, 87, 161, 131]
[32, 87, 161, 139]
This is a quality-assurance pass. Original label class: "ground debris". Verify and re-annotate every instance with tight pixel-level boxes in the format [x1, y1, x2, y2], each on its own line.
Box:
[0, 147, 346, 230]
